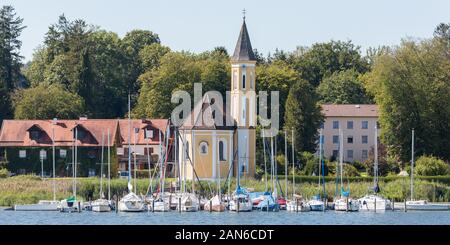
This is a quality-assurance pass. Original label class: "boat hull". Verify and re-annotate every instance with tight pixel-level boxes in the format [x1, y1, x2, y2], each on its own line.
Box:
[286, 200, 310, 212]
[334, 198, 360, 212]
[14, 201, 60, 211]
[229, 201, 252, 212]
[358, 195, 390, 211]
[308, 200, 325, 211]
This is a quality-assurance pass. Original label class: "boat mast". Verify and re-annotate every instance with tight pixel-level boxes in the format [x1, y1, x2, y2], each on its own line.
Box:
[146, 138, 152, 195]
[284, 130, 288, 199]
[291, 128, 295, 198]
[100, 131, 104, 199]
[411, 128, 415, 201]
[270, 135, 274, 193]
[127, 94, 132, 192]
[318, 129, 322, 197]
[339, 128, 344, 195]
[74, 127, 78, 199]
[262, 129, 267, 192]
[158, 129, 163, 196]
[107, 128, 111, 201]
[133, 127, 137, 193]
[52, 123, 56, 201]
[182, 129, 186, 193]
[374, 124, 378, 194]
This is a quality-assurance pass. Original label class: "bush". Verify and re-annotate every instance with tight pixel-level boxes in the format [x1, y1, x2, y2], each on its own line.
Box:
[352, 161, 366, 172]
[415, 155, 450, 176]
[343, 163, 360, 177]
[0, 168, 9, 178]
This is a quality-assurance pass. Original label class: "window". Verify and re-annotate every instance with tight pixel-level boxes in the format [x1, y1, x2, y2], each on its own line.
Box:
[320, 122, 324, 129]
[362, 150, 368, 160]
[362, 135, 368, 144]
[60, 149, 67, 158]
[332, 135, 339, 144]
[242, 75, 246, 89]
[199, 141, 208, 155]
[233, 72, 237, 90]
[347, 136, 353, 144]
[73, 129, 86, 139]
[320, 135, 325, 144]
[250, 73, 254, 89]
[333, 121, 339, 129]
[144, 128, 153, 139]
[332, 150, 339, 159]
[39, 150, 47, 160]
[30, 131, 40, 140]
[19, 150, 26, 158]
[219, 140, 226, 161]
[362, 121, 368, 129]
[347, 150, 353, 159]
[347, 121, 353, 129]
[186, 141, 190, 158]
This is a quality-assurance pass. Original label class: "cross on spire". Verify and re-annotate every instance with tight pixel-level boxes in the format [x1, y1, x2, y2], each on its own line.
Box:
[242, 9, 246, 20]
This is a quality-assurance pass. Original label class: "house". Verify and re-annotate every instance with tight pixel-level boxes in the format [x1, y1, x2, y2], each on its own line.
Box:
[320, 104, 379, 163]
[0, 118, 172, 177]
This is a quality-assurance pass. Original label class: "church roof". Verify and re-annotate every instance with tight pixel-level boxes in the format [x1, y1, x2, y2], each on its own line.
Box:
[180, 94, 236, 130]
[231, 20, 256, 62]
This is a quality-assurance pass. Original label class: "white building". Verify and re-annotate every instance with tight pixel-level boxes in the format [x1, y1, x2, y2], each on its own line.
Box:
[320, 104, 379, 163]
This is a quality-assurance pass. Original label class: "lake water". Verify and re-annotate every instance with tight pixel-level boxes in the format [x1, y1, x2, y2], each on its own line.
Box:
[1, 208, 450, 225]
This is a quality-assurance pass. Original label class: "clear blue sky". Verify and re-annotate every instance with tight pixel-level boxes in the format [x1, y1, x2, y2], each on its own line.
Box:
[3, 0, 449, 62]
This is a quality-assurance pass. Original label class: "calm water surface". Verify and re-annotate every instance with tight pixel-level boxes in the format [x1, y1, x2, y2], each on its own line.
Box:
[1, 208, 449, 225]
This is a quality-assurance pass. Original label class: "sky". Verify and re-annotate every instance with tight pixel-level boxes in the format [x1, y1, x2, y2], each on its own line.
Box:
[2, 0, 449, 62]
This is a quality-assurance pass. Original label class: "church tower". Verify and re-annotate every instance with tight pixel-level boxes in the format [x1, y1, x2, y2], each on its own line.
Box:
[231, 17, 256, 178]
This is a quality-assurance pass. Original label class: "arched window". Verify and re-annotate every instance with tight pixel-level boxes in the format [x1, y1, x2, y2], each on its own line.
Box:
[219, 140, 226, 161]
[242, 75, 246, 89]
[199, 141, 208, 155]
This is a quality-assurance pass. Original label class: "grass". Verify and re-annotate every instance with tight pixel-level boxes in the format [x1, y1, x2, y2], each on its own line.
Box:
[0, 175, 449, 206]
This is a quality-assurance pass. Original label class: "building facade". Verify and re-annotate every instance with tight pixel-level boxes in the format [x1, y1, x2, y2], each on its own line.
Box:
[321, 104, 379, 163]
[178, 18, 257, 181]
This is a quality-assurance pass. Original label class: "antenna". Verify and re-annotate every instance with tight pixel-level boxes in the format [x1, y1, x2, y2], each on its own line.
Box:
[242, 9, 246, 20]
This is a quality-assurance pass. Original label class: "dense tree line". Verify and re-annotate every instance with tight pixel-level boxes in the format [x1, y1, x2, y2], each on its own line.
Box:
[1, 5, 449, 168]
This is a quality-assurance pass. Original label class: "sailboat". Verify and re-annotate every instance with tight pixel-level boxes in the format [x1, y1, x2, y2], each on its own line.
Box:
[59, 126, 82, 213]
[92, 131, 112, 212]
[358, 124, 391, 211]
[334, 129, 359, 212]
[255, 132, 280, 212]
[204, 136, 226, 212]
[118, 95, 144, 212]
[229, 136, 253, 212]
[308, 129, 326, 211]
[15, 120, 60, 211]
[286, 128, 310, 212]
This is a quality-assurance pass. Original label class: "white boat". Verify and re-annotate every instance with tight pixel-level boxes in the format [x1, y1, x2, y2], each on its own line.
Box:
[229, 186, 253, 212]
[177, 193, 200, 212]
[59, 198, 82, 213]
[14, 200, 60, 211]
[405, 200, 450, 211]
[358, 194, 390, 211]
[204, 195, 226, 212]
[118, 192, 144, 212]
[91, 199, 111, 212]
[286, 198, 310, 212]
[308, 197, 325, 211]
[334, 198, 360, 212]
[333, 129, 359, 212]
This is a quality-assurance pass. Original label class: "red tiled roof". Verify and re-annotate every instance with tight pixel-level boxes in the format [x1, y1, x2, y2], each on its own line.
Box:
[118, 119, 170, 145]
[0, 118, 170, 147]
[321, 104, 379, 117]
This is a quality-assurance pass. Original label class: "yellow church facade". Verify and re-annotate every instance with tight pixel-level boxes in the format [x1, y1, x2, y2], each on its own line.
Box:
[179, 18, 257, 181]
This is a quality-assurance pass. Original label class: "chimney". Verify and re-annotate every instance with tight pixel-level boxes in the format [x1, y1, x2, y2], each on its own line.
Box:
[79, 116, 88, 121]
[52, 118, 58, 125]
[355, 105, 360, 108]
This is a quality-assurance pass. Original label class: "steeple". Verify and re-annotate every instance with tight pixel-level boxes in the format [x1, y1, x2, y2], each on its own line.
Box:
[231, 18, 256, 62]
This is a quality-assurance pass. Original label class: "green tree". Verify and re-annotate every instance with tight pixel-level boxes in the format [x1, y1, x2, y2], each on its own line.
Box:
[139, 43, 170, 72]
[414, 155, 450, 176]
[13, 84, 85, 119]
[0, 5, 25, 123]
[288, 40, 369, 87]
[317, 69, 373, 104]
[365, 32, 450, 161]
[284, 79, 324, 153]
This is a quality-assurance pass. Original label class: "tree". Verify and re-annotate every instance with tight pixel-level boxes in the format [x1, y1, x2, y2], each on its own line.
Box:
[256, 61, 299, 128]
[284, 79, 324, 153]
[365, 31, 450, 161]
[13, 84, 85, 119]
[139, 43, 170, 72]
[414, 155, 450, 176]
[317, 69, 373, 104]
[0, 5, 25, 123]
[287, 40, 369, 87]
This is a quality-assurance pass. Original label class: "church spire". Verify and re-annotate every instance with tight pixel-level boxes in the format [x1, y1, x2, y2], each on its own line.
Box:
[231, 14, 256, 62]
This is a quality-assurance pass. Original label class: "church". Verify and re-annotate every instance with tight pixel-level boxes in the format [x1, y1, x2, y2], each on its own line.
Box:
[178, 18, 257, 181]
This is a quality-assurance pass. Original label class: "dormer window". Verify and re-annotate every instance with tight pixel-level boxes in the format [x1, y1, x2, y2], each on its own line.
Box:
[73, 128, 86, 139]
[144, 128, 154, 139]
[30, 131, 40, 140]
